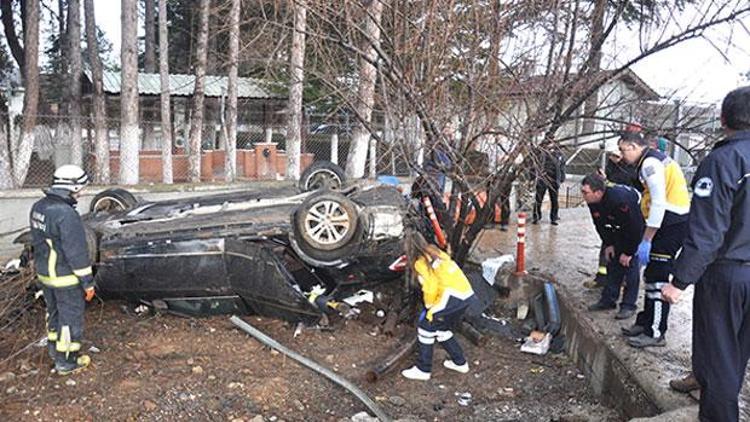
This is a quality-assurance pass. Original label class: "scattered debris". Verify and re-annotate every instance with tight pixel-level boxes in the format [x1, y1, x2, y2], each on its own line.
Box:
[88, 345, 101, 353]
[351, 411, 379, 422]
[456, 392, 472, 407]
[521, 331, 552, 355]
[65, 379, 76, 386]
[191, 366, 204, 374]
[143, 400, 158, 412]
[0, 371, 16, 382]
[342, 290, 374, 307]
[388, 396, 406, 407]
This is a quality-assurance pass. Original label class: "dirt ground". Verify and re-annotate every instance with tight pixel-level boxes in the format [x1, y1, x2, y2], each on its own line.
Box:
[0, 286, 623, 422]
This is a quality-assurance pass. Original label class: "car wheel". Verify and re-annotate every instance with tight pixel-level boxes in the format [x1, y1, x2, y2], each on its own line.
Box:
[292, 191, 362, 262]
[298, 161, 346, 192]
[90, 188, 139, 214]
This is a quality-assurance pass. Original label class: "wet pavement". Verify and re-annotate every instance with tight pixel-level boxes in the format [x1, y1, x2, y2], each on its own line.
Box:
[472, 207, 749, 420]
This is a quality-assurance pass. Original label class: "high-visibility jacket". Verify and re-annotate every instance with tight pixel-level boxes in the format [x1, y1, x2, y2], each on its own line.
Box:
[636, 148, 690, 228]
[30, 189, 94, 289]
[414, 251, 474, 321]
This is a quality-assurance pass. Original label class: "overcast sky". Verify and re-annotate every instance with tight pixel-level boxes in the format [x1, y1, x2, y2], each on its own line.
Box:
[3, 1, 743, 105]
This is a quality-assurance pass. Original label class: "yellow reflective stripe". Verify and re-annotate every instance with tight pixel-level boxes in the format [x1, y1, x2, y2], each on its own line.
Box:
[48, 331, 58, 341]
[73, 266, 93, 277]
[38, 274, 80, 288]
[69, 342, 81, 352]
[57, 326, 71, 352]
[46, 239, 57, 278]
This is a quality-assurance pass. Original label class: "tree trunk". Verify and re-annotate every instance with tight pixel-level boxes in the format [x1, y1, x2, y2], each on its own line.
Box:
[345, 0, 384, 179]
[13, 0, 40, 188]
[142, 0, 157, 150]
[120, 0, 140, 185]
[84, 0, 109, 184]
[225, 0, 240, 182]
[0, 116, 12, 189]
[285, 0, 306, 181]
[67, 0, 83, 167]
[1, 0, 25, 76]
[159, 0, 173, 184]
[582, 0, 605, 137]
[187, 0, 210, 183]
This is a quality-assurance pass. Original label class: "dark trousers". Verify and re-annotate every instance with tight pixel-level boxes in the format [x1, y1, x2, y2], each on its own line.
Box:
[416, 306, 467, 372]
[693, 263, 750, 422]
[595, 244, 608, 284]
[41, 284, 85, 363]
[635, 222, 687, 338]
[600, 254, 640, 310]
[533, 180, 559, 222]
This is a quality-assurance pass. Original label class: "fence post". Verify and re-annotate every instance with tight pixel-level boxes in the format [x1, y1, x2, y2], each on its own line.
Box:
[265, 127, 273, 144]
[368, 137, 377, 179]
[515, 211, 527, 275]
[330, 133, 339, 165]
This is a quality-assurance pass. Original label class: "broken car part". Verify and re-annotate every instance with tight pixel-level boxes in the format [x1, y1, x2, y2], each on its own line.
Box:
[366, 335, 417, 383]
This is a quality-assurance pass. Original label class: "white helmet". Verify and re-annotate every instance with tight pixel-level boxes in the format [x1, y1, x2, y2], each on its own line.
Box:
[52, 165, 90, 192]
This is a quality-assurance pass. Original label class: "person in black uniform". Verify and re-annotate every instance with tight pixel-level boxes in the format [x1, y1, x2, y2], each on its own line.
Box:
[665, 86, 750, 421]
[532, 146, 566, 225]
[30, 165, 96, 375]
[581, 173, 644, 319]
[587, 152, 641, 288]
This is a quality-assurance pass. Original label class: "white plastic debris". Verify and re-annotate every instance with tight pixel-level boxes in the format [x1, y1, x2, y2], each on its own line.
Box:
[520, 332, 552, 355]
[4, 259, 21, 271]
[134, 305, 149, 314]
[481, 255, 514, 285]
[342, 290, 374, 306]
[457, 392, 472, 406]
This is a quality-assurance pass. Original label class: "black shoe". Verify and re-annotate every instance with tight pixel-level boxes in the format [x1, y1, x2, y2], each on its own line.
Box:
[588, 302, 616, 312]
[627, 334, 666, 348]
[532, 219, 540, 225]
[614, 308, 636, 320]
[551, 220, 559, 226]
[500, 224, 509, 232]
[621, 324, 645, 337]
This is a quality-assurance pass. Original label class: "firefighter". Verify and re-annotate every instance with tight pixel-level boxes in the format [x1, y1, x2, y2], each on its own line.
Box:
[30, 165, 95, 375]
[666, 86, 750, 421]
[617, 131, 690, 348]
[401, 232, 475, 381]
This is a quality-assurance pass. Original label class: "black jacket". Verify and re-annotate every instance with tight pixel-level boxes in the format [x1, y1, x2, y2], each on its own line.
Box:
[30, 189, 94, 289]
[673, 130, 750, 288]
[587, 184, 645, 256]
[536, 149, 566, 185]
[605, 159, 640, 190]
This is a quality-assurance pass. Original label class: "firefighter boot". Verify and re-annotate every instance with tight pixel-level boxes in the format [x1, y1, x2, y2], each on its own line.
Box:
[55, 352, 91, 376]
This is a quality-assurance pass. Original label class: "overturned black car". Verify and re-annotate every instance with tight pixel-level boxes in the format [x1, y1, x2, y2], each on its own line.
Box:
[17, 162, 409, 323]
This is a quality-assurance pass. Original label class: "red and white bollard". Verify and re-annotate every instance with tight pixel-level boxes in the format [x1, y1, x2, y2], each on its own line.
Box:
[422, 196, 447, 249]
[515, 211, 527, 275]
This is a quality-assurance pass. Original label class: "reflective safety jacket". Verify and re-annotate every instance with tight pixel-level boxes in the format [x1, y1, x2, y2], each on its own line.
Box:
[636, 148, 690, 228]
[414, 251, 474, 321]
[30, 189, 94, 289]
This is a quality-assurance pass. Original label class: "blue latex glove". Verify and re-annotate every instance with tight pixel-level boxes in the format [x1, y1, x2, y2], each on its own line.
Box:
[637, 240, 652, 267]
[418, 309, 427, 322]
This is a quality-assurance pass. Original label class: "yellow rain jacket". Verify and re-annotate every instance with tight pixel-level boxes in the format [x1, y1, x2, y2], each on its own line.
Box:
[414, 251, 474, 321]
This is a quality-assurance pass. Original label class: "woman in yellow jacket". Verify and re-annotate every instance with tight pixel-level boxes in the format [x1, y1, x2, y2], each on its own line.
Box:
[402, 232, 475, 381]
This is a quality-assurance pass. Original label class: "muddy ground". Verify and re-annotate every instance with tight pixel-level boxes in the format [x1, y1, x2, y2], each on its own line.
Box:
[0, 285, 622, 422]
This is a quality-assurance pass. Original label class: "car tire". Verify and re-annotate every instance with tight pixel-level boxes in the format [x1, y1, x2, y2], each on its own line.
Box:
[298, 161, 346, 192]
[90, 188, 139, 214]
[84, 226, 98, 263]
[292, 191, 362, 263]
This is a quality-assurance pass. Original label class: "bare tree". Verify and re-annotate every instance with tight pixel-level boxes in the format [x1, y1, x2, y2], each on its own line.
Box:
[142, 0, 157, 150]
[159, 0, 173, 184]
[286, 0, 306, 181]
[0, 0, 25, 76]
[225, 0, 240, 182]
[345, 0, 384, 179]
[187, 0, 210, 183]
[67, 0, 83, 167]
[11, 0, 40, 188]
[120, 0, 140, 185]
[84, 0, 109, 184]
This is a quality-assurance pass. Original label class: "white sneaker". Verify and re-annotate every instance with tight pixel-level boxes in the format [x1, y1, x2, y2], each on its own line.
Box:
[401, 366, 431, 380]
[443, 360, 469, 374]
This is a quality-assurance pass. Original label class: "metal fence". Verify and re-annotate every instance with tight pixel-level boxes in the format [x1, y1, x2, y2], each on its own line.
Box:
[0, 112, 425, 188]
